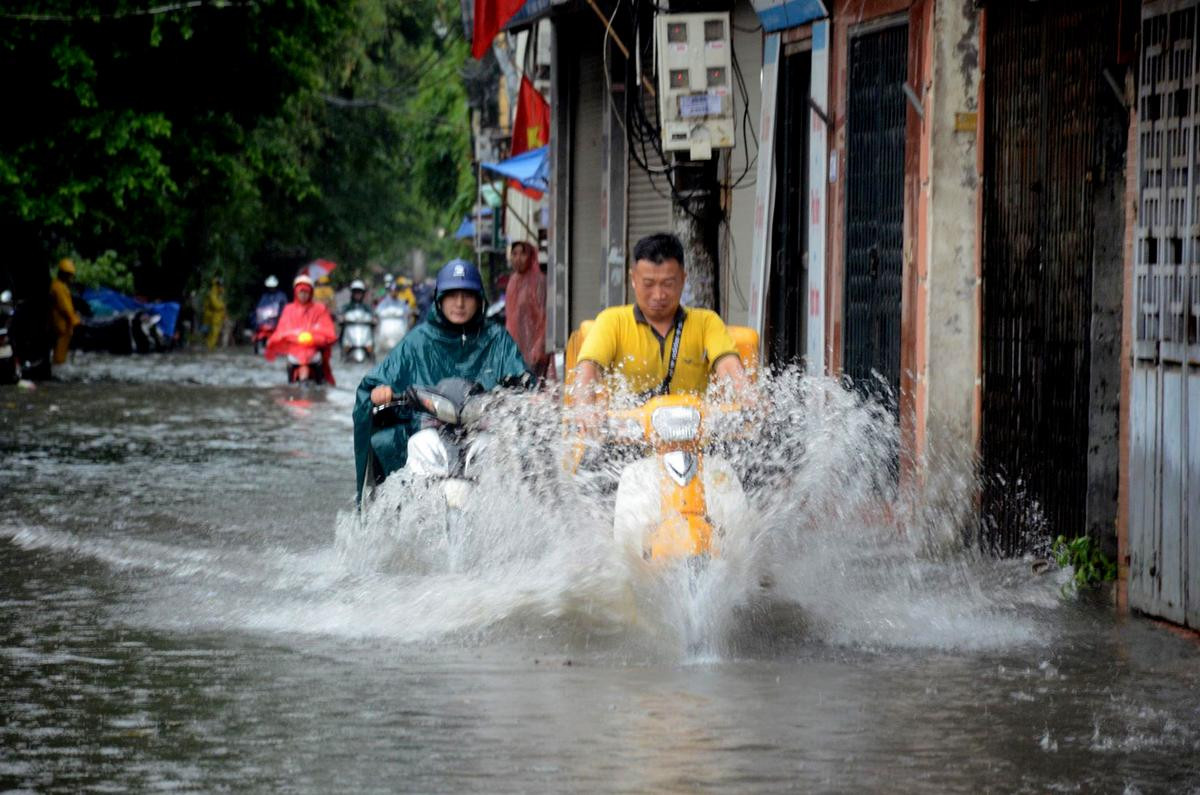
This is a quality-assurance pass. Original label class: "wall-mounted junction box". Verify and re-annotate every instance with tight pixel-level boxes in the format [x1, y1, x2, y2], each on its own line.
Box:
[654, 12, 735, 160]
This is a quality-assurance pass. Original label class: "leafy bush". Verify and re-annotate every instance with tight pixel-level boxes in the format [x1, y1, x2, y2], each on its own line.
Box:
[70, 250, 135, 293]
[1051, 534, 1117, 593]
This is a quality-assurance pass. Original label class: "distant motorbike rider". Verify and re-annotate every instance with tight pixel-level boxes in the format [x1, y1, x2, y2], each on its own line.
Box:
[352, 259, 529, 502]
[257, 275, 288, 321]
[252, 275, 288, 350]
[339, 279, 374, 321]
[374, 280, 413, 323]
[314, 274, 337, 313]
[393, 276, 417, 314]
[413, 278, 436, 324]
[266, 274, 338, 384]
[48, 258, 81, 364]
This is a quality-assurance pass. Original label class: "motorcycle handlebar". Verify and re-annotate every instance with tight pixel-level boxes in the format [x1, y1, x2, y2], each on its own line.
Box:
[370, 394, 414, 428]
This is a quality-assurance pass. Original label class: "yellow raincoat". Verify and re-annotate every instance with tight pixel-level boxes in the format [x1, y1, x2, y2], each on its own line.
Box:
[202, 280, 226, 349]
[49, 260, 80, 364]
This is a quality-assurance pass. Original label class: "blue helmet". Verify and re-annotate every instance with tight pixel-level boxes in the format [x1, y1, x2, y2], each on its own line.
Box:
[435, 259, 484, 299]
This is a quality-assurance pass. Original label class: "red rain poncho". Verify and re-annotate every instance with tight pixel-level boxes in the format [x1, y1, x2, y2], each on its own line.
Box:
[265, 299, 338, 385]
[505, 247, 554, 378]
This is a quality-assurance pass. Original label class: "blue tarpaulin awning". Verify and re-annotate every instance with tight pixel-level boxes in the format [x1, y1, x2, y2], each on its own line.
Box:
[82, 287, 180, 337]
[454, 206, 494, 240]
[481, 145, 549, 193]
[750, 0, 827, 32]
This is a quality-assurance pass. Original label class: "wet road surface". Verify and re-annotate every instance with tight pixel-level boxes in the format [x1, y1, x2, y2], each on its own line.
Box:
[1, 350, 1198, 792]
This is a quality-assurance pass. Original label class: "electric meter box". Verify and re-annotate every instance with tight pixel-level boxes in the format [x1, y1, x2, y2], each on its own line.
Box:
[654, 12, 735, 159]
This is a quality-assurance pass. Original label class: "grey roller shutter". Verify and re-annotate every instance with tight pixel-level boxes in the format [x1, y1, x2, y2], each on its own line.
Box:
[569, 49, 605, 326]
[627, 94, 674, 265]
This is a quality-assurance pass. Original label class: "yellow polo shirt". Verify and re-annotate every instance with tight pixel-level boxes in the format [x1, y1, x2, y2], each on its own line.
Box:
[576, 304, 739, 396]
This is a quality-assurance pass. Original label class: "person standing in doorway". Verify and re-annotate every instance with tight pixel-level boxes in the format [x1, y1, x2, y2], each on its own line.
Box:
[505, 240, 553, 379]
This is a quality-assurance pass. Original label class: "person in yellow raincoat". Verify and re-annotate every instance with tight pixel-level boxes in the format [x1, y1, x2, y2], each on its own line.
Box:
[49, 258, 81, 364]
[313, 274, 337, 313]
[393, 276, 417, 314]
[202, 276, 226, 349]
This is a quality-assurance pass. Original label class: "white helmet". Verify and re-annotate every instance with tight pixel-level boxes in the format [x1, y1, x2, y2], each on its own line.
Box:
[293, 274, 315, 289]
[0, 290, 11, 304]
[350, 279, 367, 292]
[265, 275, 279, 288]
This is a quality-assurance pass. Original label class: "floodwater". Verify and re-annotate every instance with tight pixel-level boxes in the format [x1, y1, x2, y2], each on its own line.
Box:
[1, 350, 1197, 793]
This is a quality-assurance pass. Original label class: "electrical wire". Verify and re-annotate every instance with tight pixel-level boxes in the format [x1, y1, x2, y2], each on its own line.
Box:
[615, 0, 762, 222]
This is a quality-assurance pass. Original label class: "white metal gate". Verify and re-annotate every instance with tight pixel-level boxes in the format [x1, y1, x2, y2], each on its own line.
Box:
[1133, 0, 1200, 628]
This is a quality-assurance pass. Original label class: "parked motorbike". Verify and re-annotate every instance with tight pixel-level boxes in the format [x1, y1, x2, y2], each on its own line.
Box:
[374, 302, 411, 355]
[73, 310, 167, 354]
[252, 301, 281, 355]
[0, 290, 18, 385]
[340, 305, 376, 363]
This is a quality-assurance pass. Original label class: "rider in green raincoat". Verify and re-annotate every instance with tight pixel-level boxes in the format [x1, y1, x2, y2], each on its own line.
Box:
[353, 259, 529, 502]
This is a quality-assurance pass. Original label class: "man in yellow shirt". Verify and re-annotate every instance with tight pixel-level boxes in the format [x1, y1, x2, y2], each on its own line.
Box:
[573, 232, 749, 404]
[48, 258, 81, 364]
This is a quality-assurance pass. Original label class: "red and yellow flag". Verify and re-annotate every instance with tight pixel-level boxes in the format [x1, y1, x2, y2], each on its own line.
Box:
[509, 76, 550, 198]
[511, 76, 549, 155]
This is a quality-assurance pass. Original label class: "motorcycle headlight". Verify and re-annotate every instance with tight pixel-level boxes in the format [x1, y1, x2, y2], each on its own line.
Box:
[460, 395, 486, 428]
[650, 406, 701, 442]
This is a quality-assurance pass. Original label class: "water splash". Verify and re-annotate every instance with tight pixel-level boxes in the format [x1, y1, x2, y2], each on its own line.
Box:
[330, 367, 1062, 656]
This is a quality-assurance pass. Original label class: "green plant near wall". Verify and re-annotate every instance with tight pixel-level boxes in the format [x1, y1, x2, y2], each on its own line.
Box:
[1052, 534, 1117, 593]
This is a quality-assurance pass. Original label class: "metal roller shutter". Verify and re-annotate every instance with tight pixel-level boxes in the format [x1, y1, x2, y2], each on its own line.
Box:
[627, 95, 675, 268]
[569, 49, 605, 326]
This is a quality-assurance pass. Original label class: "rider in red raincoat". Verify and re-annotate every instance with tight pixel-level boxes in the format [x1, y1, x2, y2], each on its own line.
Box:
[265, 274, 338, 385]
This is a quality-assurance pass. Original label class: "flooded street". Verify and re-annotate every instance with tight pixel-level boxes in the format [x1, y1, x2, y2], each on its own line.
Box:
[2, 351, 1198, 793]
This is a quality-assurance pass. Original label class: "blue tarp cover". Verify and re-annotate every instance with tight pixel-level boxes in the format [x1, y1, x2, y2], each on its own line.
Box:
[751, 0, 827, 32]
[454, 206, 495, 240]
[481, 145, 549, 193]
[82, 287, 180, 337]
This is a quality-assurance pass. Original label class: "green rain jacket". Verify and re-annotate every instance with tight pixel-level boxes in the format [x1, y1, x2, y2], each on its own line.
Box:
[353, 300, 528, 502]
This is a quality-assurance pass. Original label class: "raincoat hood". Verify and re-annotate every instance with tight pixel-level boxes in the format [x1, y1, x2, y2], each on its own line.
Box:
[505, 246, 550, 375]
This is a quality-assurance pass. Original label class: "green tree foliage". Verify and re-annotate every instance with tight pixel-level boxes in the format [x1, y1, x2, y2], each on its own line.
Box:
[0, 0, 474, 315]
[71, 249, 136, 293]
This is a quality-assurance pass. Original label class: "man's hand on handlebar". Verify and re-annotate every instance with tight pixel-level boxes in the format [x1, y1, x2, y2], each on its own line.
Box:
[370, 385, 393, 405]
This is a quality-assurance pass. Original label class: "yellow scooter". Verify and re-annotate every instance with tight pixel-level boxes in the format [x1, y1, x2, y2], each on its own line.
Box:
[565, 325, 759, 564]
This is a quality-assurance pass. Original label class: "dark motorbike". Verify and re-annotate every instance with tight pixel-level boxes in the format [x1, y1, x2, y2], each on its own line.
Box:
[73, 310, 167, 354]
[0, 291, 18, 385]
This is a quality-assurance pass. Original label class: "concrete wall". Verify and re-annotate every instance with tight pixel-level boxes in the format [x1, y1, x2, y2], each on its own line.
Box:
[920, 0, 981, 507]
[722, 0, 764, 325]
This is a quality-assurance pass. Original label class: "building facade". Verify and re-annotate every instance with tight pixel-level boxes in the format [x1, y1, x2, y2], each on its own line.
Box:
[497, 0, 1196, 629]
